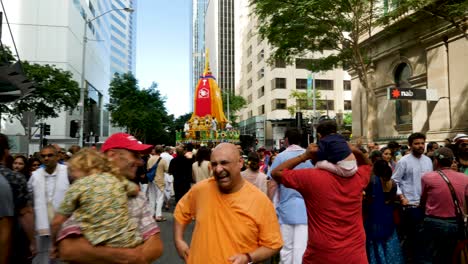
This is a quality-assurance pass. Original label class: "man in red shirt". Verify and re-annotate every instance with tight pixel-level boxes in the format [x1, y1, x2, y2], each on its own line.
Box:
[271, 143, 371, 264]
[420, 147, 468, 263]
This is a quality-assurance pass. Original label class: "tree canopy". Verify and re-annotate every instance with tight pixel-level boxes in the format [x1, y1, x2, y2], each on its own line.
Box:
[252, 0, 378, 139]
[251, 0, 466, 141]
[222, 92, 247, 125]
[0, 45, 80, 138]
[107, 73, 173, 145]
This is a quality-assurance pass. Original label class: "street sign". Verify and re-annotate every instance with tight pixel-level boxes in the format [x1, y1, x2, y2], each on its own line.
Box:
[388, 87, 427, 100]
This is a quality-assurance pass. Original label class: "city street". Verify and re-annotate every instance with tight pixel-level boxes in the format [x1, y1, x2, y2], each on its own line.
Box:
[153, 208, 194, 264]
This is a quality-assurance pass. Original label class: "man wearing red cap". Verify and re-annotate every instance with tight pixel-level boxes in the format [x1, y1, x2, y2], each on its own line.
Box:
[56, 133, 163, 263]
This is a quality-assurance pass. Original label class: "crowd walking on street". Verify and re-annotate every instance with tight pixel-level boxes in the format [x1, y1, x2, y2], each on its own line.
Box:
[1, 122, 468, 263]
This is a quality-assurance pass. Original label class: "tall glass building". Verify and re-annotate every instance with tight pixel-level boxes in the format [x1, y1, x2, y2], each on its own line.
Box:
[0, 0, 136, 152]
[110, 0, 137, 74]
[190, 0, 209, 110]
[204, 0, 235, 95]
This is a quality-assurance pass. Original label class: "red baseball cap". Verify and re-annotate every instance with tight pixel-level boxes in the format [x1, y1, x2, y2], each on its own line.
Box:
[101, 133, 153, 154]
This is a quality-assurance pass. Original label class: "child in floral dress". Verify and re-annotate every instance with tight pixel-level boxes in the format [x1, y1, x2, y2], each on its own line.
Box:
[51, 148, 142, 248]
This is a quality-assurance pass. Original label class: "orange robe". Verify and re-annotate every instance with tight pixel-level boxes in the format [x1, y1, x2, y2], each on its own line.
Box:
[174, 178, 283, 263]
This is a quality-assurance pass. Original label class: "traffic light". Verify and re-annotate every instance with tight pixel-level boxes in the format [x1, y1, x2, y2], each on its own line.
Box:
[44, 124, 51, 136]
[41, 138, 48, 147]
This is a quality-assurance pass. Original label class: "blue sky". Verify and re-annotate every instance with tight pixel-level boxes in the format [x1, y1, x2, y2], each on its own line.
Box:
[135, 0, 191, 117]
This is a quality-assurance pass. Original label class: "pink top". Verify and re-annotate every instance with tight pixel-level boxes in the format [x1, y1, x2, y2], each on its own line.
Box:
[421, 169, 468, 218]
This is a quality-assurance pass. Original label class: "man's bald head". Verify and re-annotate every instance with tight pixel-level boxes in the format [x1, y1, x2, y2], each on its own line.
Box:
[211, 143, 244, 194]
[213, 143, 240, 159]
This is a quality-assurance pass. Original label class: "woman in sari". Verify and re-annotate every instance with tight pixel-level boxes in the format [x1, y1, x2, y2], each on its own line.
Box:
[364, 159, 404, 264]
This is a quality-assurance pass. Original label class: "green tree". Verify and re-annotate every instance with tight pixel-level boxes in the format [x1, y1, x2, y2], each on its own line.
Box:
[0, 46, 80, 139]
[286, 90, 322, 117]
[382, 0, 468, 39]
[107, 73, 173, 145]
[343, 112, 353, 127]
[222, 92, 247, 125]
[173, 112, 192, 131]
[252, 0, 385, 141]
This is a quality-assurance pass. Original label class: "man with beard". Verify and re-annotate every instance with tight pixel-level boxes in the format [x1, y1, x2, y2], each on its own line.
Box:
[391, 132, 432, 262]
[56, 133, 163, 263]
[29, 145, 69, 264]
[173, 143, 283, 264]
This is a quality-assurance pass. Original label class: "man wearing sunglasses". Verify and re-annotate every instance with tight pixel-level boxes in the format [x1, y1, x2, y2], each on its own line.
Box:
[29, 145, 70, 264]
[56, 133, 163, 263]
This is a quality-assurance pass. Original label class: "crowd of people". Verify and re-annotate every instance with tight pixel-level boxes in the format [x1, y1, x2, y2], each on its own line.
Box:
[1, 123, 468, 264]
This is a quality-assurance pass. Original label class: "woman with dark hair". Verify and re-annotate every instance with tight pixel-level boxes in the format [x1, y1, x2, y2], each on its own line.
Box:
[380, 147, 396, 171]
[364, 160, 403, 264]
[241, 152, 267, 194]
[12, 155, 30, 180]
[192, 146, 211, 183]
[29, 157, 41, 173]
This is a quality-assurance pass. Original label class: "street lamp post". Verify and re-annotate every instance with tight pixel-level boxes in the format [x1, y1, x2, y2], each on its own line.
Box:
[78, 7, 134, 147]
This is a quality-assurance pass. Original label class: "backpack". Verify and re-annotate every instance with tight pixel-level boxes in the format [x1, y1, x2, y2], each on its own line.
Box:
[146, 157, 162, 182]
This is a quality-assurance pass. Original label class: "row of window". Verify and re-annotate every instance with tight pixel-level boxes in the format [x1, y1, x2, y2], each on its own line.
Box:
[111, 14, 127, 30]
[111, 45, 126, 59]
[111, 35, 126, 49]
[111, 55, 127, 69]
[270, 78, 351, 91]
[269, 99, 351, 111]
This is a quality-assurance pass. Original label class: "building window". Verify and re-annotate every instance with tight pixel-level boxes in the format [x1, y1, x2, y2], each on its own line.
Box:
[247, 78, 252, 88]
[89, 1, 96, 17]
[258, 86, 265, 98]
[271, 78, 286, 90]
[343, 80, 351, 91]
[274, 59, 286, 68]
[257, 49, 264, 63]
[317, 100, 334, 110]
[257, 68, 264, 80]
[258, 105, 265, 115]
[248, 94, 253, 104]
[247, 45, 252, 56]
[296, 79, 307, 89]
[247, 62, 252, 73]
[248, 110, 253, 118]
[394, 63, 412, 125]
[271, 99, 287, 110]
[247, 29, 253, 40]
[315, 79, 334, 90]
[295, 58, 313, 70]
[344, 100, 352, 110]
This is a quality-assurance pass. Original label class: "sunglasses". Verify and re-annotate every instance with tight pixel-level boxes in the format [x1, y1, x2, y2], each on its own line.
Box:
[40, 154, 56, 158]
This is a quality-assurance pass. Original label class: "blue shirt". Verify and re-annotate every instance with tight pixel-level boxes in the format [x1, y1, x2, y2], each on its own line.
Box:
[268, 145, 314, 225]
[391, 153, 432, 205]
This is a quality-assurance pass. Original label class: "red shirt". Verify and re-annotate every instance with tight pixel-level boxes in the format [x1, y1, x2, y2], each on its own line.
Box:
[421, 169, 468, 218]
[281, 165, 371, 264]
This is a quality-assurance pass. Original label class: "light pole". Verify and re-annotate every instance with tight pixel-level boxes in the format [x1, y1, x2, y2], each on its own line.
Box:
[78, 7, 134, 147]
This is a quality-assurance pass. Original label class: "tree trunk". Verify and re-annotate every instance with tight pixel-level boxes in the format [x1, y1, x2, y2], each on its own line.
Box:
[366, 90, 378, 142]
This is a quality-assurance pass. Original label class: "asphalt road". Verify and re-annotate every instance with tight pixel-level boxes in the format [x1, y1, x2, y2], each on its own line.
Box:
[153, 208, 194, 264]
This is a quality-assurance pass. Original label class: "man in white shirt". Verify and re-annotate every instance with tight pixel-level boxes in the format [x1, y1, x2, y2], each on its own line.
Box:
[29, 145, 70, 264]
[160, 146, 174, 208]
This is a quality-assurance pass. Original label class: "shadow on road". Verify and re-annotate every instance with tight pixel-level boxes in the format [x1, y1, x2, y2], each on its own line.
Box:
[153, 209, 194, 264]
